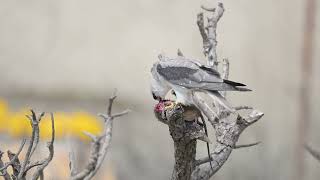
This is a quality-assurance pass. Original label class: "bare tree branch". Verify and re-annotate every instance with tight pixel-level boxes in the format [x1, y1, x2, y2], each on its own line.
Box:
[197, 2, 224, 69]
[112, 109, 131, 118]
[17, 111, 41, 179]
[234, 141, 261, 149]
[70, 135, 103, 180]
[70, 92, 129, 180]
[69, 151, 77, 176]
[0, 141, 25, 180]
[0, 151, 12, 180]
[107, 90, 117, 116]
[8, 150, 22, 180]
[31, 113, 55, 180]
[0, 110, 56, 180]
[220, 58, 229, 97]
[29, 112, 45, 159]
[0, 139, 26, 176]
[197, 13, 208, 56]
[191, 111, 264, 180]
[177, 49, 184, 57]
[0, 95, 125, 180]
[305, 144, 320, 161]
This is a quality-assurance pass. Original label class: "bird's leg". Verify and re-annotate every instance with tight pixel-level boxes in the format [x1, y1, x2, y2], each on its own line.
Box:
[199, 114, 213, 171]
[197, 119, 204, 126]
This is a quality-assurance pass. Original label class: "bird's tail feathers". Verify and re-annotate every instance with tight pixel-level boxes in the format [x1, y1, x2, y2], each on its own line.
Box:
[234, 87, 252, 91]
[223, 79, 252, 91]
[208, 91, 235, 113]
[223, 79, 246, 86]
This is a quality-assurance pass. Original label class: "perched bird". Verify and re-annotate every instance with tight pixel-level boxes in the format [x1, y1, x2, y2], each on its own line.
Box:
[151, 56, 250, 112]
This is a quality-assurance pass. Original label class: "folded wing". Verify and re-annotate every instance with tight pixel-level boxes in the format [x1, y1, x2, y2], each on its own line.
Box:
[156, 59, 251, 92]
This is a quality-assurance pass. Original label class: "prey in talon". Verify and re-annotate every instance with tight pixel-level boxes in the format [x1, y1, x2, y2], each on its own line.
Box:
[163, 100, 176, 111]
[153, 98, 175, 124]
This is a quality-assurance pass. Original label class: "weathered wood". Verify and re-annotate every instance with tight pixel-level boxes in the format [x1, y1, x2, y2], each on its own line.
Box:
[166, 105, 200, 180]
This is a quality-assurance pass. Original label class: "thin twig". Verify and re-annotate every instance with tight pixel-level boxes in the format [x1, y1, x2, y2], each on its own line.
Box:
[112, 109, 131, 118]
[192, 110, 264, 180]
[0, 139, 26, 174]
[31, 113, 55, 180]
[70, 93, 129, 180]
[69, 151, 77, 176]
[18, 110, 40, 179]
[194, 141, 261, 166]
[107, 90, 117, 116]
[234, 142, 261, 149]
[71, 135, 102, 180]
[305, 144, 320, 161]
[29, 112, 45, 158]
[7, 151, 23, 179]
[177, 49, 184, 57]
[0, 151, 11, 180]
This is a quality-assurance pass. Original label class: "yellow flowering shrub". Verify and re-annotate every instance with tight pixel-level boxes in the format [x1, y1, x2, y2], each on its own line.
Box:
[67, 112, 103, 140]
[6, 109, 32, 137]
[0, 99, 103, 140]
[0, 99, 8, 132]
[43, 113, 70, 139]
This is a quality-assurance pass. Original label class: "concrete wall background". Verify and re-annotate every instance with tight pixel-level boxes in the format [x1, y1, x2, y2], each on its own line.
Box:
[0, 0, 319, 179]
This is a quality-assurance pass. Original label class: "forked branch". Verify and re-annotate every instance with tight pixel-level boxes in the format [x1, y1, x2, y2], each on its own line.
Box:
[0, 110, 55, 180]
[0, 93, 128, 180]
[69, 92, 129, 180]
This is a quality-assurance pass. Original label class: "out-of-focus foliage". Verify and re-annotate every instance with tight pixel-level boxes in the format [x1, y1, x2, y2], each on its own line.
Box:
[0, 99, 102, 140]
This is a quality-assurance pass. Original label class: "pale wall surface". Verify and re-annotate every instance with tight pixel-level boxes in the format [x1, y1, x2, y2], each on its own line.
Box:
[0, 0, 320, 180]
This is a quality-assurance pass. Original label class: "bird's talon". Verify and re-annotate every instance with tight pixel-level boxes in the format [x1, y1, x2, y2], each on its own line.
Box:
[164, 101, 176, 110]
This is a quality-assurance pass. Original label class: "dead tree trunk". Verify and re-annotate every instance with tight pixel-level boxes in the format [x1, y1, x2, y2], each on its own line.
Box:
[167, 105, 201, 180]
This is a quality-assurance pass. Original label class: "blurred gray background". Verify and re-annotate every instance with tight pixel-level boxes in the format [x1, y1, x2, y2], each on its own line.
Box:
[0, 0, 319, 179]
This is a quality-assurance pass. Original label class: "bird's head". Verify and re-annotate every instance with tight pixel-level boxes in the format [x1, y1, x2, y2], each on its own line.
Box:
[152, 91, 162, 101]
[150, 75, 170, 101]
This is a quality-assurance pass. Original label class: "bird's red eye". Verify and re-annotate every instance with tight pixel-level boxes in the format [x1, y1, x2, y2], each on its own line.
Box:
[152, 92, 158, 100]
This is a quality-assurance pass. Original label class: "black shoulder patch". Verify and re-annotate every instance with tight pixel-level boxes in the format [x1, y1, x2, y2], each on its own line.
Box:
[157, 65, 197, 80]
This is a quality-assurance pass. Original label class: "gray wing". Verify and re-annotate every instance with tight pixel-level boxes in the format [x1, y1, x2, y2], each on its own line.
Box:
[156, 59, 249, 91]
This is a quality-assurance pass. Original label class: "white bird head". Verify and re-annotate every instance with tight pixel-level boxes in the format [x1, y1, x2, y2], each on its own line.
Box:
[150, 64, 171, 101]
[150, 75, 170, 101]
